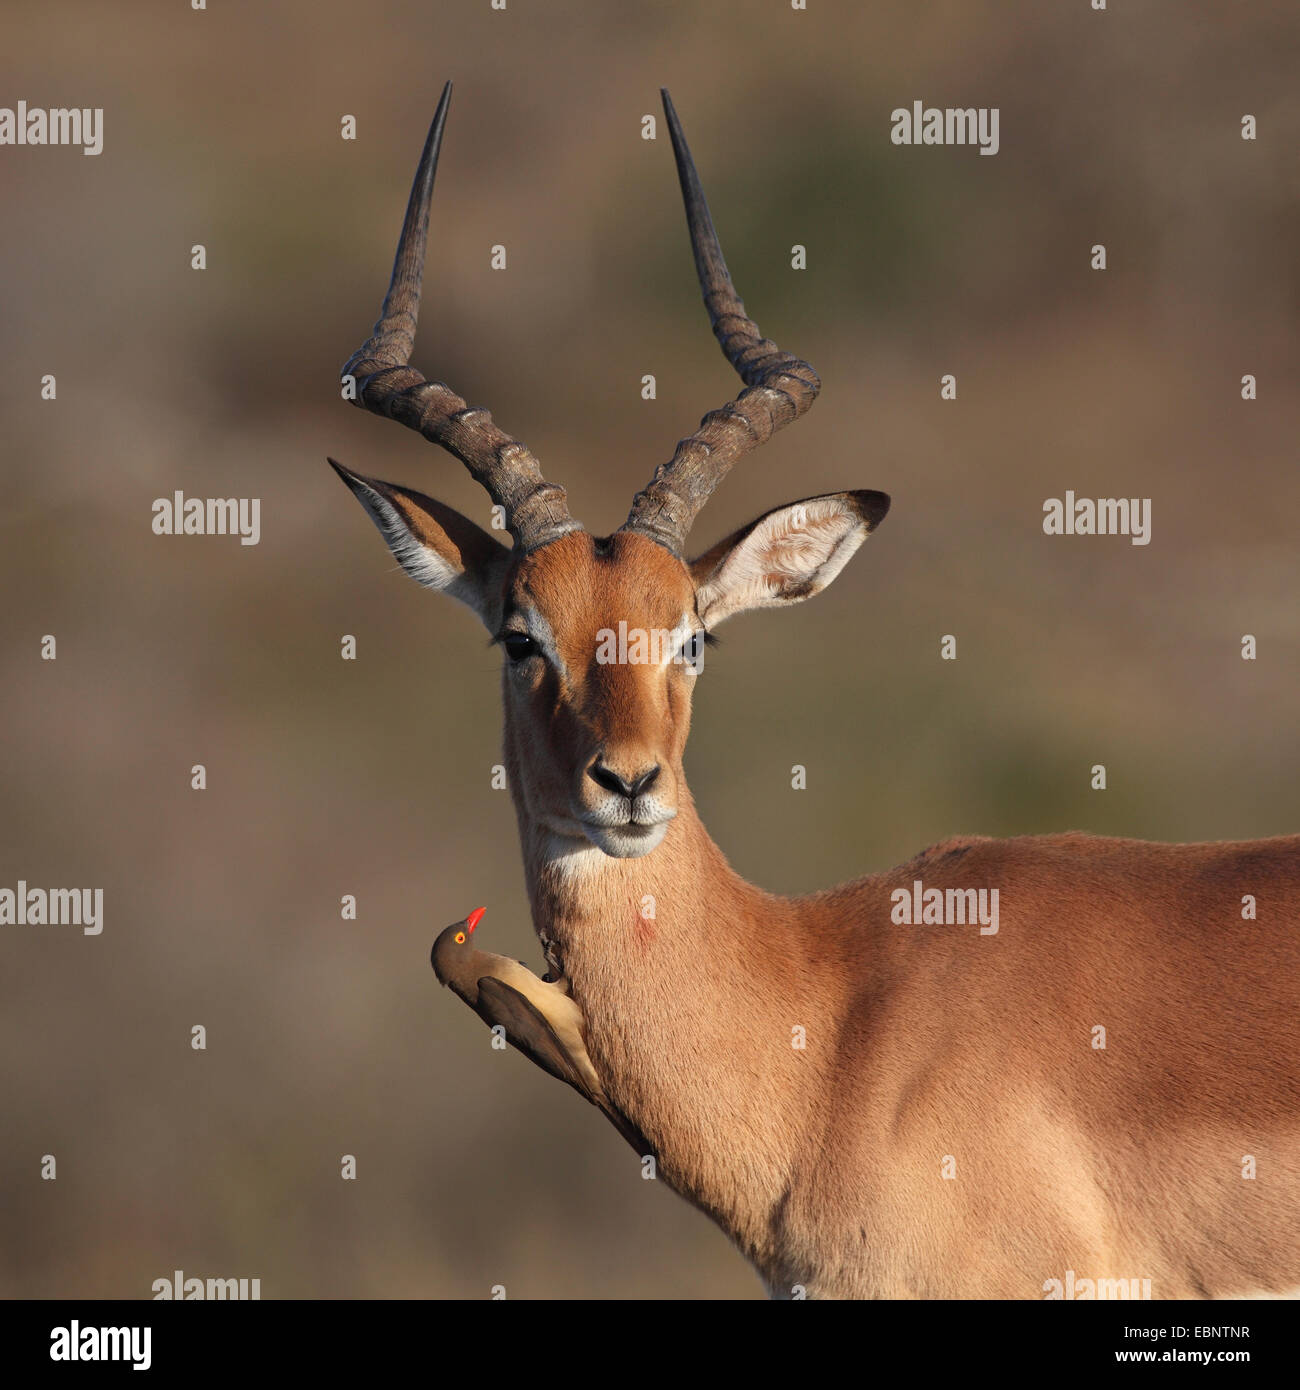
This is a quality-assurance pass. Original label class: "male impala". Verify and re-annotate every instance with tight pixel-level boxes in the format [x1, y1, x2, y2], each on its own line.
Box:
[332, 84, 1300, 1298]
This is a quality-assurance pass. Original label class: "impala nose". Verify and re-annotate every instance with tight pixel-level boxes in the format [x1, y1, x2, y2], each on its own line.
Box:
[588, 760, 661, 800]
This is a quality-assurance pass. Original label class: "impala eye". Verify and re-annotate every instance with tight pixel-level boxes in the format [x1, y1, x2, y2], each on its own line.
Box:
[502, 632, 540, 663]
[680, 630, 715, 671]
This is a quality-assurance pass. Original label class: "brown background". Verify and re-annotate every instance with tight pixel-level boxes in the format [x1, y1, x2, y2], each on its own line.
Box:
[1, 0, 1297, 1297]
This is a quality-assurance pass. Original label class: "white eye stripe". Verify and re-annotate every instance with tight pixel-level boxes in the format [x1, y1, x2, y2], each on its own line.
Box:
[507, 608, 567, 679]
[663, 613, 702, 665]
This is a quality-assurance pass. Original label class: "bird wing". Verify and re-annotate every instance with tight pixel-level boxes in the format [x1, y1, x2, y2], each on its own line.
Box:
[472, 976, 657, 1160]
[474, 976, 594, 1099]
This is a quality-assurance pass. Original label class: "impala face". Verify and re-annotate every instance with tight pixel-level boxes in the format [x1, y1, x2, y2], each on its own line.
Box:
[332, 457, 887, 862]
[501, 531, 698, 858]
[331, 83, 888, 861]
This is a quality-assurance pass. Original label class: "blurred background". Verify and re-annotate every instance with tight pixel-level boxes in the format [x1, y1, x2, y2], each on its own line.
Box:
[1, 0, 1297, 1298]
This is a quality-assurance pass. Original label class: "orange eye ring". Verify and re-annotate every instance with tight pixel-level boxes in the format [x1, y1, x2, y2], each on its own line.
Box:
[454, 931, 466, 944]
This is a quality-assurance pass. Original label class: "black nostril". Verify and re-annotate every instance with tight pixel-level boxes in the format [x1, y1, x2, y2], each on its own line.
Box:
[589, 761, 660, 800]
[589, 761, 633, 798]
[629, 765, 660, 799]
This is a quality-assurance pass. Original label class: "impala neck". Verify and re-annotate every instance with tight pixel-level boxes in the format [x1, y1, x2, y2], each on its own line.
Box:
[520, 787, 766, 978]
[510, 775, 831, 1277]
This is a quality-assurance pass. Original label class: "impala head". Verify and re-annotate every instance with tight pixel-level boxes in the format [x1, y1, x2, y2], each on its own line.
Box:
[333, 83, 889, 860]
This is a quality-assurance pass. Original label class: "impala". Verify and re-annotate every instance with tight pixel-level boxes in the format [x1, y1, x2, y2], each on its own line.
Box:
[331, 84, 1300, 1299]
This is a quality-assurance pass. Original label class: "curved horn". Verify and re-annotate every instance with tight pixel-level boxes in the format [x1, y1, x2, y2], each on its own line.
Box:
[622, 90, 822, 556]
[342, 82, 580, 551]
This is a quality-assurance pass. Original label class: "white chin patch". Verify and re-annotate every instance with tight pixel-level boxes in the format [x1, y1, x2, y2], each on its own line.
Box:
[585, 822, 670, 859]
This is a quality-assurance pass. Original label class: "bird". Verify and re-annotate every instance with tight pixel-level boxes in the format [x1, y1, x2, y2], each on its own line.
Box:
[432, 908, 651, 1156]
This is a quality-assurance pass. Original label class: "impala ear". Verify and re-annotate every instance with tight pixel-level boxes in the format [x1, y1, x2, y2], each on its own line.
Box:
[689, 491, 890, 629]
[329, 459, 511, 629]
